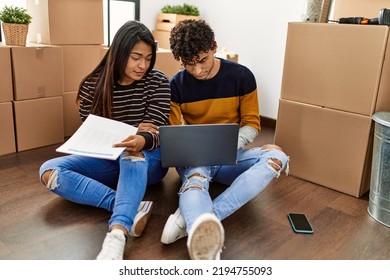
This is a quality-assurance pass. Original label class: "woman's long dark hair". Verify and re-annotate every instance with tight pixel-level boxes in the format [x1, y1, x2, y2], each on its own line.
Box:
[77, 20, 157, 118]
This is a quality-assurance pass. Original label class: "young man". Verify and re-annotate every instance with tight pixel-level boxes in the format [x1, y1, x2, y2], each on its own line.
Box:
[160, 20, 289, 260]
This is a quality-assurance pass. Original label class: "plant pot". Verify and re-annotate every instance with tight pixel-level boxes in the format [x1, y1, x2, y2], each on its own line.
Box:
[2, 22, 28, 46]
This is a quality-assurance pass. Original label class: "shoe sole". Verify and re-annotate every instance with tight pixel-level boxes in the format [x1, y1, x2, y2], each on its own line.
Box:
[161, 211, 187, 244]
[129, 201, 153, 237]
[188, 214, 224, 260]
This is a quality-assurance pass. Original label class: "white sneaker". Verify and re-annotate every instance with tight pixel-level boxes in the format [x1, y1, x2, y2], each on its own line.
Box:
[161, 208, 187, 244]
[187, 213, 224, 260]
[129, 201, 153, 237]
[96, 229, 126, 260]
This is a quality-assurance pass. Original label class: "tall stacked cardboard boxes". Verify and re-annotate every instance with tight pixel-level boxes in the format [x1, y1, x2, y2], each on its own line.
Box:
[152, 13, 199, 77]
[25, 0, 106, 139]
[0, 0, 106, 154]
[0, 45, 16, 155]
[274, 23, 390, 197]
[11, 44, 65, 151]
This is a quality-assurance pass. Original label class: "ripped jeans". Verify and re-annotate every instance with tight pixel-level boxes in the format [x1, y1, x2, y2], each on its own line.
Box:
[39, 148, 167, 234]
[176, 145, 289, 232]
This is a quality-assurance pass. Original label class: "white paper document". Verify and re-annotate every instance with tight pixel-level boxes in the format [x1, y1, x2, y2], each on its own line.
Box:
[56, 114, 138, 160]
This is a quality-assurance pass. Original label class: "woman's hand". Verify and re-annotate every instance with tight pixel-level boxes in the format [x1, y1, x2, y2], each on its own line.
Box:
[113, 135, 146, 154]
[112, 123, 158, 157]
[137, 122, 159, 134]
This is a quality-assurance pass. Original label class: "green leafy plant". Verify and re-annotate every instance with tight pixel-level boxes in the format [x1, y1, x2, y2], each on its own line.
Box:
[0, 5, 32, 24]
[161, 3, 199, 16]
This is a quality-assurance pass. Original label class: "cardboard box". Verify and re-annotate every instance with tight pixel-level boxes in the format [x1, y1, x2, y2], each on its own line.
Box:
[62, 45, 106, 92]
[11, 45, 64, 101]
[274, 99, 373, 197]
[215, 53, 239, 63]
[26, 0, 104, 45]
[63, 91, 82, 137]
[376, 26, 390, 113]
[281, 23, 390, 116]
[332, 0, 390, 20]
[0, 45, 13, 102]
[152, 30, 171, 49]
[0, 102, 16, 156]
[156, 13, 200, 31]
[155, 49, 183, 78]
[14, 96, 64, 151]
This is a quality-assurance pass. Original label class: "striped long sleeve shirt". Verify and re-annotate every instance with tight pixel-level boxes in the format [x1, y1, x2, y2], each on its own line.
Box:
[78, 69, 171, 150]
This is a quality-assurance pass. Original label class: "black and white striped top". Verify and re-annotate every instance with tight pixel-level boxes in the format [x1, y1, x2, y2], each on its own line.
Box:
[78, 69, 171, 150]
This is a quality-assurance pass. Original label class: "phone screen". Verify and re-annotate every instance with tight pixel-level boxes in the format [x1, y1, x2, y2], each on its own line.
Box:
[287, 213, 314, 234]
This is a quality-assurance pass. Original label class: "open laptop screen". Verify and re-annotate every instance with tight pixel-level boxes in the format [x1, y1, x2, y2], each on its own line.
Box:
[159, 123, 239, 168]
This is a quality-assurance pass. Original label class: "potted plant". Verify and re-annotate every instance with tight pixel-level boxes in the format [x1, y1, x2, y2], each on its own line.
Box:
[0, 5, 32, 46]
[161, 3, 200, 16]
[156, 3, 200, 31]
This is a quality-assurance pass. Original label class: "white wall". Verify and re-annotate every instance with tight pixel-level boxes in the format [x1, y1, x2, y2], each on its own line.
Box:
[141, 0, 307, 120]
[0, 0, 25, 7]
[0, 0, 307, 120]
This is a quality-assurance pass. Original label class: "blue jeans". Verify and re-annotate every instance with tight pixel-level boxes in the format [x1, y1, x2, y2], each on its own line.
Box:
[39, 148, 167, 234]
[176, 145, 289, 231]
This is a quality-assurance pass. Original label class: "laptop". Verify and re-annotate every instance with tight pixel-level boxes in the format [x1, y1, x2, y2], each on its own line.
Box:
[159, 123, 239, 168]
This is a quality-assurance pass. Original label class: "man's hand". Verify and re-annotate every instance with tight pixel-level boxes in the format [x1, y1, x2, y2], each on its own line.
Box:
[137, 123, 159, 134]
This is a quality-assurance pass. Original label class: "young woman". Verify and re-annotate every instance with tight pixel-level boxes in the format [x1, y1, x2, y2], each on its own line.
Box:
[39, 21, 171, 260]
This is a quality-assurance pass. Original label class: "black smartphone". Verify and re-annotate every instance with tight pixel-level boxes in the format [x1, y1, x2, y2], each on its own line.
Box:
[287, 213, 314, 234]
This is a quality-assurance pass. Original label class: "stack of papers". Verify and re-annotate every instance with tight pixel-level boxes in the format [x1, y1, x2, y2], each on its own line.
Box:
[56, 114, 137, 160]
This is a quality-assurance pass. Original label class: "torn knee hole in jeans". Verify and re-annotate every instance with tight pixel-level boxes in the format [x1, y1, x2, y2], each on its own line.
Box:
[188, 173, 206, 180]
[179, 173, 208, 193]
[180, 184, 204, 193]
[267, 158, 282, 172]
[261, 144, 282, 151]
[123, 152, 145, 161]
[42, 169, 59, 190]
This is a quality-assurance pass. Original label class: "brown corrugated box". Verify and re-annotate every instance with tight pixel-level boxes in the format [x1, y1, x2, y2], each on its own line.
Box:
[376, 25, 390, 113]
[14, 96, 64, 152]
[63, 91, 81, 137]
[281, 23, 390, 116]
[26, 0, 104, 45]
[62, 45, 106, 92]
[0, 45, 13, 102]
[11, 45, 64, 101]
[332, 0, 390, 20]
[155, 49, 183, 78]
[275, 99, 373, 198]
[155, 13, 200, 32]
[153, 30, 171, 50]
[0, 102, 16, 156]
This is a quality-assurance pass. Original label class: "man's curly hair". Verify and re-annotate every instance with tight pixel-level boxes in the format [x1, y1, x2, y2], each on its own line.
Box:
[169, 19, 216, 66]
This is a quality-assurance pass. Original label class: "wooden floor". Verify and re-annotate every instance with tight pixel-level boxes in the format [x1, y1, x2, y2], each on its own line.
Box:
[0, 126, 389, 260]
